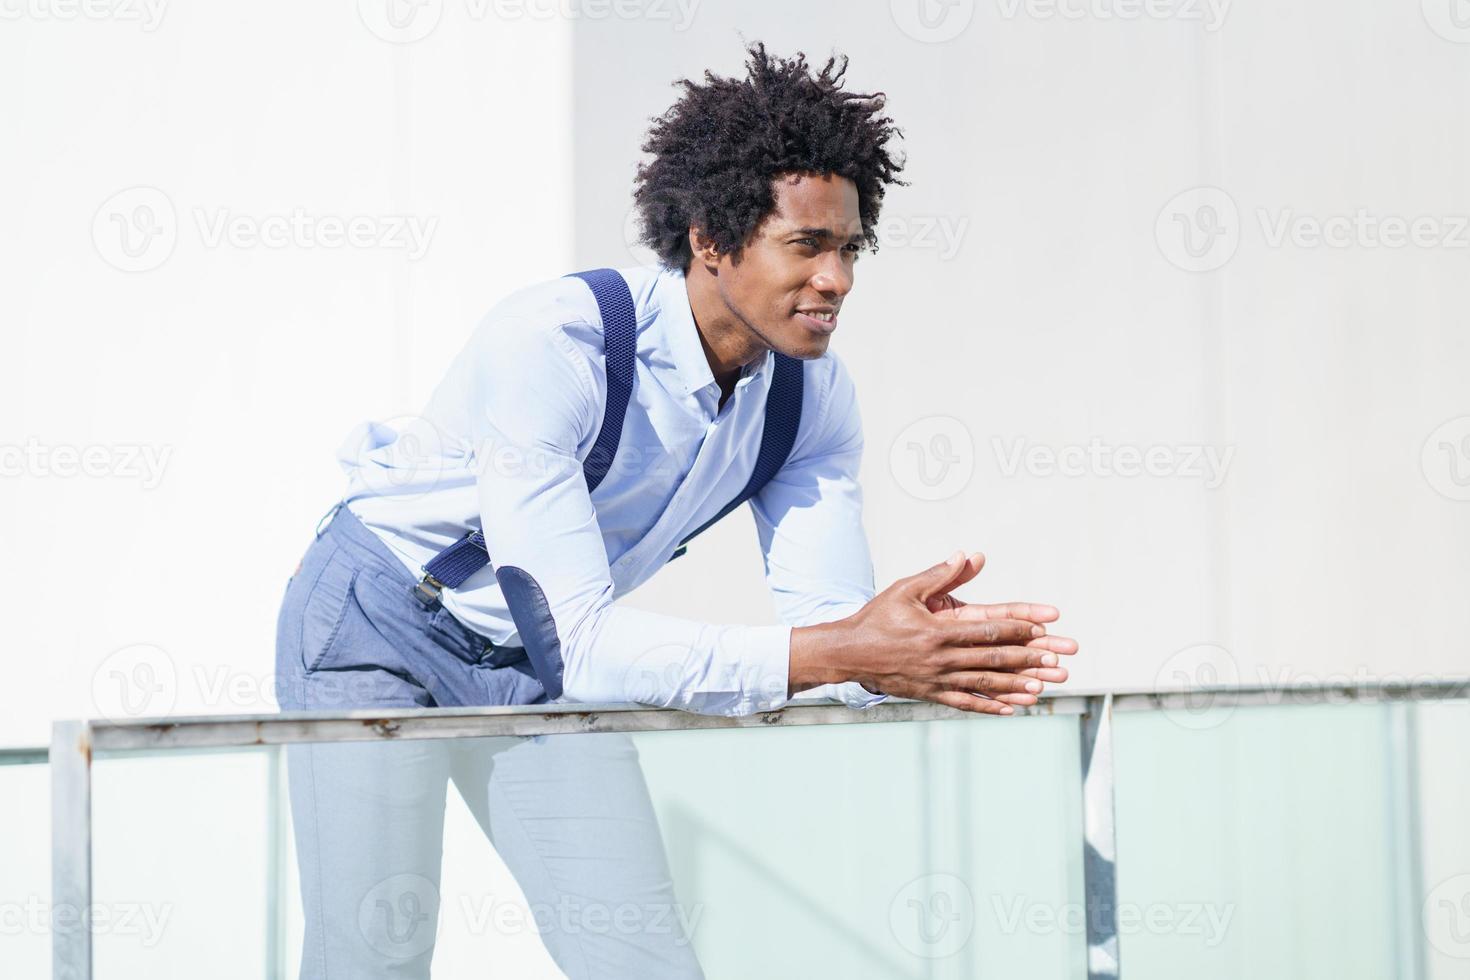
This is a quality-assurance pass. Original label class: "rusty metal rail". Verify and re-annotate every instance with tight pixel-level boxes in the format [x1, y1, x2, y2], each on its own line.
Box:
[36, 679, 1470, 979]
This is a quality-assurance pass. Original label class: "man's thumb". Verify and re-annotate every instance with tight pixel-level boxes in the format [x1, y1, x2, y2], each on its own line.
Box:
[907, 550, 967, 600]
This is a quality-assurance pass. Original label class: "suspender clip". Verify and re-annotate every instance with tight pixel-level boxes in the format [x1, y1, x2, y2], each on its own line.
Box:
[412, 572, 446, 607]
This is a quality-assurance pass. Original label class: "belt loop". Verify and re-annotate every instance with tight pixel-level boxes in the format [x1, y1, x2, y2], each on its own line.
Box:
[314, 501, 343, 539]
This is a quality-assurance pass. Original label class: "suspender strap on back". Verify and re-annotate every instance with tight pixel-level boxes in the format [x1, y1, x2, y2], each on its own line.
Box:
[418, 268, 636, 594]
[573, 268, 639, 494]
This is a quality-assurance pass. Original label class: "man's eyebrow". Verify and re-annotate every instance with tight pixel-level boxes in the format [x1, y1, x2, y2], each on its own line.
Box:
[787, 226, 867, 244]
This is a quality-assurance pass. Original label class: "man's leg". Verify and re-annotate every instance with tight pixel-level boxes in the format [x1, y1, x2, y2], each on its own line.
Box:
[276, 519, 457, 978]
[448, 733, 705, 979]
[286, 735, 454, 978]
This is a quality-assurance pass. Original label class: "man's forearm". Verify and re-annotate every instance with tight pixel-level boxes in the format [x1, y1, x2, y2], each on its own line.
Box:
[788, 619, 860, 696]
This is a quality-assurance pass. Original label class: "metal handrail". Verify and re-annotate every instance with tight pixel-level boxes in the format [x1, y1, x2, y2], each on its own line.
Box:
[0, 745, 47, 766]
[37, 678, 1470, 980]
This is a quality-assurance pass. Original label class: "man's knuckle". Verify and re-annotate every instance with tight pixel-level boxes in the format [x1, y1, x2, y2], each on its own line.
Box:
[920, 647, 950, 674]
[915, 624, 944, 650]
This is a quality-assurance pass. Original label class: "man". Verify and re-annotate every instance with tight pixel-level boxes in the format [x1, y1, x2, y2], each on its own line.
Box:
[275, 43, 1076, 978]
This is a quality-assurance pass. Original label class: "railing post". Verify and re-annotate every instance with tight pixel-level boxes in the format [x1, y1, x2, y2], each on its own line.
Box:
[51, 720, 93, 980]
[1385, 702, 1427, 979]
[266, 745, 290, 979]
[1080, 693, 1120, 979]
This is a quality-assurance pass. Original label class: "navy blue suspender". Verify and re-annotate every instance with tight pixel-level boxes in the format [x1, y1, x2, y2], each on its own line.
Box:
[413, 267, 804, 603]
[664, 350, 804, 561]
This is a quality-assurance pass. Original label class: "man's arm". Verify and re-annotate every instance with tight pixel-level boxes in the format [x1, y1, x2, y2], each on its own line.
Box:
[468, 313, 792, 716]
[470, 317, 1063, 717]
[748, 353, 885, 708]
[752, 354, 1076, 713]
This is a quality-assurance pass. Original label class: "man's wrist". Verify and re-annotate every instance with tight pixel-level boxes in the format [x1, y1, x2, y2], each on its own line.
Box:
[788, 619, 858, 695]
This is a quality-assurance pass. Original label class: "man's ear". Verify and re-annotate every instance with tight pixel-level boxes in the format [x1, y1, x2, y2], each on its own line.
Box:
[688, 227, 721, 270]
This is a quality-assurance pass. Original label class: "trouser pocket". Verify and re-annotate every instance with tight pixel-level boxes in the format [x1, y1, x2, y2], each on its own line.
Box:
[298, 542, 362, 674]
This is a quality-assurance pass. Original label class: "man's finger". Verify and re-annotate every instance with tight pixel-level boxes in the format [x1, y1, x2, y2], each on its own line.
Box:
[1025, 634, 1079, 655]
[963, 602, 1060, 623]
[941, 671, 1044, 696]
[930, 601, 1055, 625]
[941, 619, 1046, 651]
[906, 550, 985, 603]
[932, 690, 1013, 716]
[990, 690, 1040, 706]
[941, 643, 1052, 671]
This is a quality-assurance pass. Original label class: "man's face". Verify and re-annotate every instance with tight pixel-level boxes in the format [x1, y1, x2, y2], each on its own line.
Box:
[703, 171, 864, 359]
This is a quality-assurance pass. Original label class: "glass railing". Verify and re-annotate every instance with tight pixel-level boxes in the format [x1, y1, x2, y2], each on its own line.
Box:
[8, 682, 1468, 979]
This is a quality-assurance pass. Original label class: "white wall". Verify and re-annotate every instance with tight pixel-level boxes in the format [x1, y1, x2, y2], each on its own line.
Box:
[7, 0, 1464, 772]
[1, 3, 575, 747]
[2, 3, 575, 974]
[565, 5, 1470, 978]
[569, 0, 1470, 699]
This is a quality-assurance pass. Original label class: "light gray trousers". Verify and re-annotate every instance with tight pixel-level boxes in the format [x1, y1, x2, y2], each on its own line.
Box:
[275, 505, 703, 978]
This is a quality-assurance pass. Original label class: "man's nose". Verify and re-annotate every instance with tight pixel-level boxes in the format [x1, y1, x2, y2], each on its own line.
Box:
[811, 251, 854, 296]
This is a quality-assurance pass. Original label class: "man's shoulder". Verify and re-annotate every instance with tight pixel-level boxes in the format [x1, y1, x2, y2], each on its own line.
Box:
[492, 263, 662, 316]
[469, 263, 666, 355]
[802, 346, 858, 404]
[775, 347, 862, 465]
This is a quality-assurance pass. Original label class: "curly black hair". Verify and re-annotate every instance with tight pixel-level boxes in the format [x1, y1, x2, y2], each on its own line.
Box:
[632, 42, 908, 272]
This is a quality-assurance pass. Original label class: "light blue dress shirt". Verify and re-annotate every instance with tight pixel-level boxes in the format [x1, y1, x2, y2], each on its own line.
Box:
[336, 263, 884, 715]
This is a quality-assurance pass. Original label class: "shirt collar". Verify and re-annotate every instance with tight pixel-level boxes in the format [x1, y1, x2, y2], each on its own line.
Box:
[652, 265, 770, 396]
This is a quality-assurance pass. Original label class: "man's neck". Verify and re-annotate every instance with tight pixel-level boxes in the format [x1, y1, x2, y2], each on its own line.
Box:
[684, 264, 767, 395]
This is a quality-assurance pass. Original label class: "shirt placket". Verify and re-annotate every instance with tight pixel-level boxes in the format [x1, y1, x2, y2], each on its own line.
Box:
[608, 369, 767, 577]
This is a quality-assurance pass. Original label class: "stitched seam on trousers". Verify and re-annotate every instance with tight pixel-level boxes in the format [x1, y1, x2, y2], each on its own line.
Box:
[303, 745, 332, 980]
[330, 530, 414, 588]
[305, 566, 360, 674]
[295, 540, 340, 674]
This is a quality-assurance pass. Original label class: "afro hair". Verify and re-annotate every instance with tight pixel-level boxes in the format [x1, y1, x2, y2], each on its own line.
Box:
[632, 42, 908, 272]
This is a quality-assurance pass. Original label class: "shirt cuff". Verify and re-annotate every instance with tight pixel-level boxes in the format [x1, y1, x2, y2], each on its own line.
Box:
[837, 681, 889, 709]
[789, 681, 890, 710]
[740, 623, 796, 713]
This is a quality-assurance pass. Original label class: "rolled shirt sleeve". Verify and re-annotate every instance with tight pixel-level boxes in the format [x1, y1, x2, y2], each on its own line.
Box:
[468, 313, 793, 716]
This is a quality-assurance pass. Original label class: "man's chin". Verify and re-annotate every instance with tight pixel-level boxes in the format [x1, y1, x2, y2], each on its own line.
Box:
[772, 321, 833, 359]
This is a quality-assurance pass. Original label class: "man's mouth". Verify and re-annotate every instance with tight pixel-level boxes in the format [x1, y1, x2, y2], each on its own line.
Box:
[794, 308, 838, 334]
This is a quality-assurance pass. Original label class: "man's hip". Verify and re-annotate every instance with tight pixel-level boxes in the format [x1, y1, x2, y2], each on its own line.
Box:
[274, 502, 546, 711]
